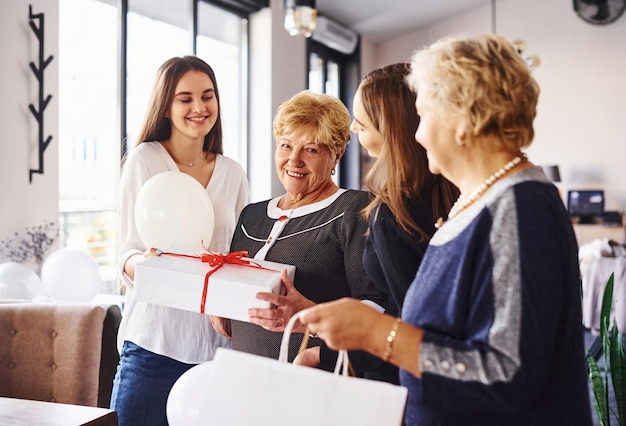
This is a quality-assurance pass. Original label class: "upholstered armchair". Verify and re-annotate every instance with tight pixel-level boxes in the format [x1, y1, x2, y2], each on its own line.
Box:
[0, 303, 120, 407]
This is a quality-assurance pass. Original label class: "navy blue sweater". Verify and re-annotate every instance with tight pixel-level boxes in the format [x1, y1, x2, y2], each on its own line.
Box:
[400, 167, 593, 425]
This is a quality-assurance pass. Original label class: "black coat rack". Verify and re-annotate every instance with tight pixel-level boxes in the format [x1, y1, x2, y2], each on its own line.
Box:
[28, 5, 54, 183]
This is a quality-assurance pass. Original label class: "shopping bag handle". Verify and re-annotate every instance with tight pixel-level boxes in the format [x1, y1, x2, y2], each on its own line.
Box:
[279, 312, 350, 377]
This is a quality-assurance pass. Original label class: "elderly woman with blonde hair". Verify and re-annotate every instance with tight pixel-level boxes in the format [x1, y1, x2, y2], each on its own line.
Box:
[212, 90, 387, 375]
[298, 34, 593, 425]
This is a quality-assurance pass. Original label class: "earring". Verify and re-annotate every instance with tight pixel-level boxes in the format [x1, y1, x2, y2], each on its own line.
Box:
[331, 168, 336, 176]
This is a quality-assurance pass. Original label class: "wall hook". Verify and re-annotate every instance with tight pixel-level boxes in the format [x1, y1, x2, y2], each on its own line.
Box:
[28, 4, 54, 183]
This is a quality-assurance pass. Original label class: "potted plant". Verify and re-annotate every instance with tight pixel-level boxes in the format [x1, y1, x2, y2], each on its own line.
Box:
[587, 272, 626, 426]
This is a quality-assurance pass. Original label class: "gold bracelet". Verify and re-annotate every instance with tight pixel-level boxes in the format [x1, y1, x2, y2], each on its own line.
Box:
[382, 317, 402, 362]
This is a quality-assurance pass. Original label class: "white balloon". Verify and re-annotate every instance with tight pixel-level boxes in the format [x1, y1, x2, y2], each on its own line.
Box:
[134, 171, 215, 252]
[166, 361, 213, 426]
[0, 262, 44, 300]
[41, 249, 100, 302]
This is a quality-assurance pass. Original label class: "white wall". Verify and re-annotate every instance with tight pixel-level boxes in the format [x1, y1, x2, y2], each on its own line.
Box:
[0, 0, 59, 241]
[361, 0, 626, 213]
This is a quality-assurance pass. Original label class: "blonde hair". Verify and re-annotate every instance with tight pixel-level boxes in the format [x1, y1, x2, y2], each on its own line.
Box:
[407, 33, 540, 152]
[273, 90, 351, 158]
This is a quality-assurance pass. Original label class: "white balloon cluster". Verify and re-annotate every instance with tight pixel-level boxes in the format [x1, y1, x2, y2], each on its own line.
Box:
[41, 248, 100, 302]
[0, 248, 100, 302]
[0, 262, 44, 300]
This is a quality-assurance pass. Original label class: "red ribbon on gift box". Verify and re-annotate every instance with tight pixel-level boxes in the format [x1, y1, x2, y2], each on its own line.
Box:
[159, 249, 276, 314]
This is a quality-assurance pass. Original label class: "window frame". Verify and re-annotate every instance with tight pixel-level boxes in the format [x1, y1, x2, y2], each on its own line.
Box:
[58, 0, 261, 291]
[306, 37, 362, 190]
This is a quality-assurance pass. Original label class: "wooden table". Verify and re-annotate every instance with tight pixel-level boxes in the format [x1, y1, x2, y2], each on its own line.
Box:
[573, 223, 624, 247]
[0, 397, 117, 425]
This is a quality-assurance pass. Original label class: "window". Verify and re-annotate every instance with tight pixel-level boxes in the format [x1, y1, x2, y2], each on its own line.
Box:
[308, 51, 341, 185]
[307, 38, 361, 189]
[126, 0, 191, 151]
[59, 0, 118, 292]
[197, 1, 248, 165]
[58, 0, 252, 293]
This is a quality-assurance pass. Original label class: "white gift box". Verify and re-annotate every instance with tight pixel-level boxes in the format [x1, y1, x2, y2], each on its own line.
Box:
[134, 247, 296, 322]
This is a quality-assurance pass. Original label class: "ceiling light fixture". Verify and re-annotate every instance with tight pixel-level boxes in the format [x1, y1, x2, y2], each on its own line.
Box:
[284, 0, 317, 38]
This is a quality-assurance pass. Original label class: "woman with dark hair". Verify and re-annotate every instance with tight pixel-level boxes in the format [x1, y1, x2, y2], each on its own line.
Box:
[354, 63, 458, 318]
[111, 55, 249, 426]
[295, 64, 458, 384]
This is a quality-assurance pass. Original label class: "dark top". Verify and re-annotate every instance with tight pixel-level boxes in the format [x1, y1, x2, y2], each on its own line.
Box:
[229, 189, 388, 374]
[401, 167, 593, 425]
[363, 198, 437, 316]
[362, 196, 437, 384]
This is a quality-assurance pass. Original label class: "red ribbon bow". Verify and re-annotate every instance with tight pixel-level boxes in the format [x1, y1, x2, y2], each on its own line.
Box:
[199, 250, 250, 267]
[197, 251, 254, 313]
[160, 248, 273, 314]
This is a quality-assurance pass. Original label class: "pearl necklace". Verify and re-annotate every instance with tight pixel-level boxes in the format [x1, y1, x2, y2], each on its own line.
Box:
[435, 153, 527, 229]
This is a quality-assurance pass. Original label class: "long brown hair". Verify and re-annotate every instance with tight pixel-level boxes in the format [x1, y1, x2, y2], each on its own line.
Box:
[135, 55, 223, 154]
[359, 63, 458, 241]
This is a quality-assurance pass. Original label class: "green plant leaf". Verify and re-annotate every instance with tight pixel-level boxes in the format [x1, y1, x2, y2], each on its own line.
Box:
[599, 273, 614, 320]
[589, 350, 610, 426]
[609, 319, 625, 425]
[599, 273, 614, 341]
[601, 276, 615, 375]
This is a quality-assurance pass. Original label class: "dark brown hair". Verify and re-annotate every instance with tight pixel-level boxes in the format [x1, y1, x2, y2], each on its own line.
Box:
[359, 63, 458, 241]
[135, 55, 223, 154]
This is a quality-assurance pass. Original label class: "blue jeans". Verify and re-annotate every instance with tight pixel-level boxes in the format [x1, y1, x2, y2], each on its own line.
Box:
[110, 341, 195, 426]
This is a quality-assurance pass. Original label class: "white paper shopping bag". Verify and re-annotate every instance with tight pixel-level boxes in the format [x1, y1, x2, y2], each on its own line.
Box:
[196, 313, 408, 425]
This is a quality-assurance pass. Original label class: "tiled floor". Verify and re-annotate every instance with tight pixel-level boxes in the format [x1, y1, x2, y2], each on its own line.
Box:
[585, 330, 619, 426]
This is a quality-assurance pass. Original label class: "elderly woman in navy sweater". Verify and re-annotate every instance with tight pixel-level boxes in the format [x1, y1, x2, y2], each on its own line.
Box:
[299, 34, 593, 425]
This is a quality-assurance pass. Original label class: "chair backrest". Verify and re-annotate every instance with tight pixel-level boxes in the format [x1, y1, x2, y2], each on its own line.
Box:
[98, 303, 122, 408]
[0, 303, 106, 407]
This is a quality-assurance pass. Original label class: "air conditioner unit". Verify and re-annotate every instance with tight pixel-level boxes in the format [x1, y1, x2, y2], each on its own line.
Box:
[311, 15, 358, 55]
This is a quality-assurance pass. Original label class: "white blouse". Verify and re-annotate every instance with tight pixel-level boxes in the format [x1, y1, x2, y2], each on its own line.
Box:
[116, 142, 250, 363]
